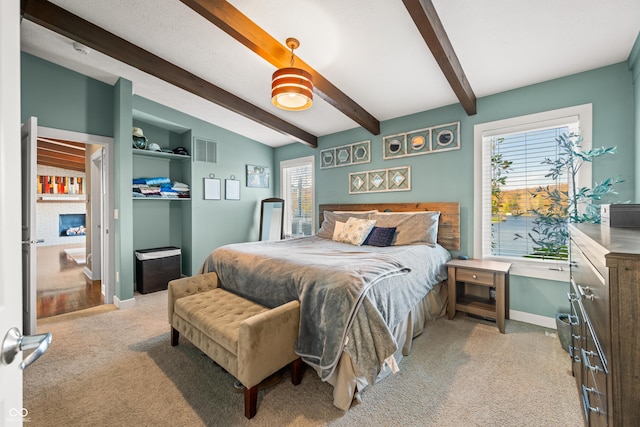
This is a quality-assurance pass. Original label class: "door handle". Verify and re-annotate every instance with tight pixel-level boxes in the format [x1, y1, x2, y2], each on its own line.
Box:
[1, 327, 52, 370]
[21, 239, 44, 244]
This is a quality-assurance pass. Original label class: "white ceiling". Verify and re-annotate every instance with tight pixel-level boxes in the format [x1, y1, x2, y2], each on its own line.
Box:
[20, 0, 640, 147]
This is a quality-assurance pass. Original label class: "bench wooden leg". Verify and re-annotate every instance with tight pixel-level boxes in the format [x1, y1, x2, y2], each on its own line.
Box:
[244, 385, 258, 419]
[171, 327, 179, 346]
[291, 357, 304, 385]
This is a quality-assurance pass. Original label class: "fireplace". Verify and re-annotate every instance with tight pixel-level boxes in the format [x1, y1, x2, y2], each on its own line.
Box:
[59, 213, 86, 237]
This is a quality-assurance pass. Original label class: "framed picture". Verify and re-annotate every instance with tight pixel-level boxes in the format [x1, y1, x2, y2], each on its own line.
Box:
[203, 178, 221, 200]
[246, 164, 270, 188]
[225, 178, 240, 200]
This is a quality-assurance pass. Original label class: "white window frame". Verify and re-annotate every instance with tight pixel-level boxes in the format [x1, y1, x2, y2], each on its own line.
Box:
[474, 104, 592, 281]
[280, 155, 315, 237]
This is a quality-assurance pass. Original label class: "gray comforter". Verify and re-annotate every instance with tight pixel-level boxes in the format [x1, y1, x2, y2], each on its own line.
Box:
[200, 236, 450, 383]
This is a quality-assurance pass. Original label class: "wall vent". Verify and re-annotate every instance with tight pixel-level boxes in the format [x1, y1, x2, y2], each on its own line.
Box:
[193, 137, 217, 163]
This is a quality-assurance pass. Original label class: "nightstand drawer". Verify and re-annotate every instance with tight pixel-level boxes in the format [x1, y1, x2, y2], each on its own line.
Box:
[456, 268, 494, 286]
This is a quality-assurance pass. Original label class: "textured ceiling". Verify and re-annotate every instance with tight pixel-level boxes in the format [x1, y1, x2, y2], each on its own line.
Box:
[20, 0, 640, 147]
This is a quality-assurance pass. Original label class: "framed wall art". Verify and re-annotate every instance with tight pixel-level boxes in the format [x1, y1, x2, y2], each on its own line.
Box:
[320, 140, 370, 169]
[246, 164, 270, 188]
[349, 166, 411, 194]
[383, 121, 460, 160]
[225, 177, 240, 200]
[203, 177, 221, 200]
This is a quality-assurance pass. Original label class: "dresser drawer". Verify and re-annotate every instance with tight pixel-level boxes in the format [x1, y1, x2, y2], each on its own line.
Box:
[455, 268, 494, 286]
[570, 240, 610, 367]
[582, 323, 608, 425]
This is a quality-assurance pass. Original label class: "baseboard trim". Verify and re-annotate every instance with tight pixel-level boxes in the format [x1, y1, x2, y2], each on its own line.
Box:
[84, 267, 94, 280]
[509, 310, 556, 329]
[113, 295, 136, 310]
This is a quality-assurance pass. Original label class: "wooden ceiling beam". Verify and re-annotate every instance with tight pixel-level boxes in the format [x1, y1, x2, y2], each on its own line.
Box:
[180, 0, 381, 135]
[37, 158, 85, 172]
[37, 149, 84, 164]
[21, 0, 318, 147]
[402, 0, 477, 115]
[38, 141, 85, 158]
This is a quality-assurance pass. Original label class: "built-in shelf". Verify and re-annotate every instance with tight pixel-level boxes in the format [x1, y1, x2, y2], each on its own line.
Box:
[132, 149, 190, 161]
[132, 197, 191, 201]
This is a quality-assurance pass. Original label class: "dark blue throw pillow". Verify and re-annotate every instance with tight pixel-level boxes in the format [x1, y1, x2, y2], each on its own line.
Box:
[363, 226, 396, 247]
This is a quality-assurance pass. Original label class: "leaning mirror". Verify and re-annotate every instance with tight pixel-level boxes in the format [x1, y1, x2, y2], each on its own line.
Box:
[259, 198, 284, 241]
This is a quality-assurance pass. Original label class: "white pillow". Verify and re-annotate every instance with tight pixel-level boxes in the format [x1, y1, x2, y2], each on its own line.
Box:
[317, 210, 377, 239]
[332, 220, 346, 239]
[334, 217, 376, 246]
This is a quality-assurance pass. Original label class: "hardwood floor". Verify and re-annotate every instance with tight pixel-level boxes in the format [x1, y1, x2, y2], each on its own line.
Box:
[37, 244, 103, 319]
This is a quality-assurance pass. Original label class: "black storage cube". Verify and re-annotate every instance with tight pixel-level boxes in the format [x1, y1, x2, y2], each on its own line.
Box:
[135, 246, 181, 294]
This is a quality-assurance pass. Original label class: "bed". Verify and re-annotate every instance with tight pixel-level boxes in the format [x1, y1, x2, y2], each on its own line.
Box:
[199, 202, 460, 410]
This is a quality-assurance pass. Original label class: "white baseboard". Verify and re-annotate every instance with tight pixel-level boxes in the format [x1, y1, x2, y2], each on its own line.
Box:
[113, 295, 136, 310]
[84, 267, 95, 280]
[509, 309, 556, 329]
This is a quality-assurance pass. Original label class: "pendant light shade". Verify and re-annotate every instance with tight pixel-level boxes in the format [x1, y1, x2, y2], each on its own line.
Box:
[272, 38, 313, 111]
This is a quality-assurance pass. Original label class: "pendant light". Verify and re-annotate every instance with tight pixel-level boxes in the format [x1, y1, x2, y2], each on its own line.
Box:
[271, 38, 313, 111]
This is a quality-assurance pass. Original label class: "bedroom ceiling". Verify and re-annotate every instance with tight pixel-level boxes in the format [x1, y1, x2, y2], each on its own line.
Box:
[19, 0, 640, 148]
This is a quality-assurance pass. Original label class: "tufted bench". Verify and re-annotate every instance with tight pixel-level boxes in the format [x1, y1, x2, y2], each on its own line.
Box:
[168, 272, 303, 419]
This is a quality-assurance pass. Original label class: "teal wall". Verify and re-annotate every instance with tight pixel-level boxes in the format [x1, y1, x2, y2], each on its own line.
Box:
[21, 53, 114, 137]
[275, 62, 636, 319]
[629, 32, 640, 202]
[21, 52, 274, 301]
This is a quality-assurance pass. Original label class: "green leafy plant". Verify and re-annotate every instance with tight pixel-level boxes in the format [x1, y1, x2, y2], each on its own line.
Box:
[527, 132, 622, 259]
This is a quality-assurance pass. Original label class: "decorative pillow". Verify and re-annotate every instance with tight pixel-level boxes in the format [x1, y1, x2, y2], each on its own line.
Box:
[332, 221, 346, 239]
[334, 217, 376, 246]
[316, 210, 377, 239]
[363, 226, 397, 247]
[369, 211, 440, 246]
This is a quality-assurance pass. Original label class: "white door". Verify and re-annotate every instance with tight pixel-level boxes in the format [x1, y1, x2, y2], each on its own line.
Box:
[90, 149, 103, 281]
[21, 118, 38, 336]
[1, 0, 25, 419]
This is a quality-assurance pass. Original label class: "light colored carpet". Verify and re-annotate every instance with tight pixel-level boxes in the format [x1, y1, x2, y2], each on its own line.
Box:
[25, 291, 584, 427]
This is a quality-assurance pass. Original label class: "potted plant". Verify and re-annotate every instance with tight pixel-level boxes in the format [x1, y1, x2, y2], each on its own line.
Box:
[530, 132, 622, 351]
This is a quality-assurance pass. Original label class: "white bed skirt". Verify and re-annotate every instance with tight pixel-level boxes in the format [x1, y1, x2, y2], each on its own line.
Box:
[316, 281, 449, 410]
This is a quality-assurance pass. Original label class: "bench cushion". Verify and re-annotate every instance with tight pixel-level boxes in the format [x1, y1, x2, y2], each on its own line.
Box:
[174, 288, 268, 355]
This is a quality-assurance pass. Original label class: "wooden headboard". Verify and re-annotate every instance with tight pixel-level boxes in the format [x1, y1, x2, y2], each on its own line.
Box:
[318, 202, 460, 251]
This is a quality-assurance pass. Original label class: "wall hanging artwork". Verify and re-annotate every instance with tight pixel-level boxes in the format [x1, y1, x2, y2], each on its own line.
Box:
[204, 174, 221, 200]
[349, 166, 411, 194]
[246, 164, 270, 188]
[320, 140, 370, 169]
[383, 121, 460, 160]
[225, 176, 240, 200]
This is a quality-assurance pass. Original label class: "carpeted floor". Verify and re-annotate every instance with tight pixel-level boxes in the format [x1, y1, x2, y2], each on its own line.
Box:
[25, 290, 584, 427]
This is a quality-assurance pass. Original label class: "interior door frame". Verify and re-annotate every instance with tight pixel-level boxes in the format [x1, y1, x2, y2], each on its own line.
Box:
[37, 126, 115, 304]
[90, 149, 103, 282]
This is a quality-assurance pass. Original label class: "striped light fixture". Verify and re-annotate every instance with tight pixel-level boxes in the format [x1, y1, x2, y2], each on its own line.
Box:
[272, 38, 313, 111]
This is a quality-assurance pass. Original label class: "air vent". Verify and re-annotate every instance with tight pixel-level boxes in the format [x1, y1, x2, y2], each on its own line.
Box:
[193, 137, 217, 163]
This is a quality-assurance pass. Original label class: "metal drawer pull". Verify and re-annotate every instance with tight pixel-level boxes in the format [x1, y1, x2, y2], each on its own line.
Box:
[568, 315, 579, 326]
[569, 346, 581, 363]
[581, 348, 604, 373]
[582, 385, 604, 417]
[472, 274, 477, 279]
[578, 285, 594, 301]
[567, 292, 580, 302]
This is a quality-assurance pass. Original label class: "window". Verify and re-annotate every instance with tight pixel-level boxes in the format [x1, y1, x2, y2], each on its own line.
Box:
[474, 104, 592, 280]
[280, 156, 314, 238]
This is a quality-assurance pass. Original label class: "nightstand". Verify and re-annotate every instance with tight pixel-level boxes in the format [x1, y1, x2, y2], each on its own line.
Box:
[446, 259, 511, 333]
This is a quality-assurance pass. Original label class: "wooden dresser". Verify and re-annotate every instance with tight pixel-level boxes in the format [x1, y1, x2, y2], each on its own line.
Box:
[568, 223, 640, 426]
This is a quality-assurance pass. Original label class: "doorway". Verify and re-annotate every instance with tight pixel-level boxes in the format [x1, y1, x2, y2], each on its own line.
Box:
[33, 127, 113, 320]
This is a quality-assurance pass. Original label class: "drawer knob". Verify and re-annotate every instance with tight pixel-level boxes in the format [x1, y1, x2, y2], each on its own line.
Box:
[578, 285, 595, 301]
[472, 274, 477, 279]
